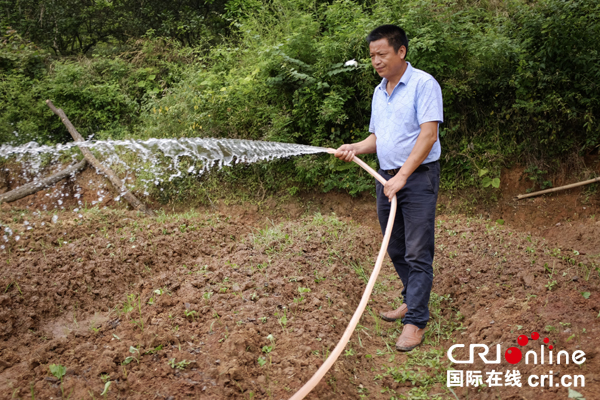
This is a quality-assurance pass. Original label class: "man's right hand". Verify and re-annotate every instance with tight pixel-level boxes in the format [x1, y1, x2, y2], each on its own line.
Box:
[334, 144, 357, 162]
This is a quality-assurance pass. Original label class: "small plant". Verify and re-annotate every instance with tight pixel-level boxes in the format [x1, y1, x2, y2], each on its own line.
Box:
[143, 344, 163, 355]
[100, 374, 110, 383]
[251, 292, 259, 301]
[168, 358, 191, 370]
[90, 321, 100, 334]
[259, 316, 267, 323]
[298, 287, 311, 294]
[262, 344, 273, 354]
[121, 294, 145, 331]
[276, 309, 288, 332]
[184, 309, 198, 322]
[262, 333, 276, 354]
[49, 364, 69, 398]
[203, 291, 213, 302]
[314, 271, 326, 284]
[257, 356, 267, 367]
[122, 346, 141, 365]
[545, 280, 558, 291]
[148, 288, 163, 305]
[100, 381, 111, 397]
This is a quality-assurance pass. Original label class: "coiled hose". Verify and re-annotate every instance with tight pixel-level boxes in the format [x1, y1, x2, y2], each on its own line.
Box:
[289, 150, 397, 400]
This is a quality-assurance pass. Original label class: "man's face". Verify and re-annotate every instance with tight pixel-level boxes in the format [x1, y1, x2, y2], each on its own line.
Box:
[369, 38, 406, 79]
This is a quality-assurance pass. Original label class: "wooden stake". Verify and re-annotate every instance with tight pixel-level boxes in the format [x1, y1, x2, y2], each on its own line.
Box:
[517, 176, 600, 200]
[46, 100, 154, 216]
[0, 160, 87, 204]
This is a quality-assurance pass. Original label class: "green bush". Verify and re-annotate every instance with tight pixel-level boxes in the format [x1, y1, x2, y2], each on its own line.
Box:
[2, 0, 599, 199]
[0, 34, 193, 145]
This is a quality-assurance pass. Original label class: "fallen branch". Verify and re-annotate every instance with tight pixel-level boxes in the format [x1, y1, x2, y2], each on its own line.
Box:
[517, 176, 600, 200]
[46, 100, 154, 216]
[0, 160, 87, 204]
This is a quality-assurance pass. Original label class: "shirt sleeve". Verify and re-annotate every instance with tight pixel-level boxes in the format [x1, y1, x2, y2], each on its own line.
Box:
[416, 78, 444, 125]
[368, 90, 377, 134]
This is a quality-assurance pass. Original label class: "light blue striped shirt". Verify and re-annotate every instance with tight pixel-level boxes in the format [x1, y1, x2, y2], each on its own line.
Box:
[369, 62, 443, 170]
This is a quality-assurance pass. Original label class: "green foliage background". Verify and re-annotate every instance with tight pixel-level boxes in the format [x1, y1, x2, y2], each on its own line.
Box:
[1, 0, 599, 200]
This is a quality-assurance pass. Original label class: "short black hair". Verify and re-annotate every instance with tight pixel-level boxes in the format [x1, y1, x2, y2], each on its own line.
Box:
[366, 25, 409, 55]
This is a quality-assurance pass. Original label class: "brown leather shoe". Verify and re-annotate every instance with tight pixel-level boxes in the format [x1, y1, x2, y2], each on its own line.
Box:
[379, 303, 408, 322]
[395, 324, 425, 352]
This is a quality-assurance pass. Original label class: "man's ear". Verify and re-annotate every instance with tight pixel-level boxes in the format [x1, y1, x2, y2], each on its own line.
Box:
[398, 45, 407, 60]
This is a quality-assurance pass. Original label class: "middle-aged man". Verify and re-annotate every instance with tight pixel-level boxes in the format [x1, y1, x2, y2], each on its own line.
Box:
[335, 24, 443, 352]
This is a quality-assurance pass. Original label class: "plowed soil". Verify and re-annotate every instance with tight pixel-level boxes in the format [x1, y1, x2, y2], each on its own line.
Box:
[1, 200, 599, 400]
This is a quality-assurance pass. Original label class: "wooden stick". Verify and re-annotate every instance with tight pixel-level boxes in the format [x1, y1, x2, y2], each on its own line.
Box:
[517, 176, 600, 200]
[46, 100, 154, 216]
[0, 160, 87, 204]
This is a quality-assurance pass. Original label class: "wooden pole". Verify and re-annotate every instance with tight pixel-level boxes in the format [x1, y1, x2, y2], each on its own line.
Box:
[0, 160, 87, 204]
[517, 176, 600, 200]
[46, 100, 154, 216]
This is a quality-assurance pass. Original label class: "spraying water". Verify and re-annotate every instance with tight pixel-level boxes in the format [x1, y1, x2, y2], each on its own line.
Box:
[0, 137, 329, 200]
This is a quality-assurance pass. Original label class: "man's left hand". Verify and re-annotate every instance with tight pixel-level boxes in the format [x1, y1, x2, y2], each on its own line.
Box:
[383, 174, 407, 202]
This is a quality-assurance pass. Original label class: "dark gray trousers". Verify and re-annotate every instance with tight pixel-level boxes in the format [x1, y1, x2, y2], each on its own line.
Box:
[376, 161, 439, 329]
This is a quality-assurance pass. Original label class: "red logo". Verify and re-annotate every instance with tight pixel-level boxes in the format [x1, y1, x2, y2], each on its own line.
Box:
[505, 332, 554, 364]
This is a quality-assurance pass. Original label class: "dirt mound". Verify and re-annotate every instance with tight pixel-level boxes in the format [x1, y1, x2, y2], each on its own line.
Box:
[0, 207, 598, 399]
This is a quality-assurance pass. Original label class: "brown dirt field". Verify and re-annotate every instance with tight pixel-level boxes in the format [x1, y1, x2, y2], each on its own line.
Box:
[1, 163, 600, 399]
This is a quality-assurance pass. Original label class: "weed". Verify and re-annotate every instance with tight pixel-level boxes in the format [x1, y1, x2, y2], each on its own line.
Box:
[119, 293, 145, 331]
[143, 344, 163, 355]
[168, 358, 191, 370]
[314, 270, 326, 284]
[90, 321, 100, 334]
[545, 280, 558, 291]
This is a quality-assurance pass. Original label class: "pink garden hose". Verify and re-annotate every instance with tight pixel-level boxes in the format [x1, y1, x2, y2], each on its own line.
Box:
[288, 150, 397, 400]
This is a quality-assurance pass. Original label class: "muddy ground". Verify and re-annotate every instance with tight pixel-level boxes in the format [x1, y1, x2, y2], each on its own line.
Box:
[1, 164, 600, 399]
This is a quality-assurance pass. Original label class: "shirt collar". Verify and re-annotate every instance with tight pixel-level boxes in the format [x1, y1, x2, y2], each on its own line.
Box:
[377, 61, 413, 91]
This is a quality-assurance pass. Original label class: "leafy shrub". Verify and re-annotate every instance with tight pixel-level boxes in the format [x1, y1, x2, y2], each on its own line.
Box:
[3, 0, 599, 198]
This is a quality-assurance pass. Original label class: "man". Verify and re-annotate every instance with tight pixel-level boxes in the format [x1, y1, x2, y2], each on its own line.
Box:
[335, 24, 443, 352]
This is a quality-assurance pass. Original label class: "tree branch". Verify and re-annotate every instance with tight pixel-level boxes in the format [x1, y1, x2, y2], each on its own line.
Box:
[0, 160, 87, 204]
[46, 100, 154, 216]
